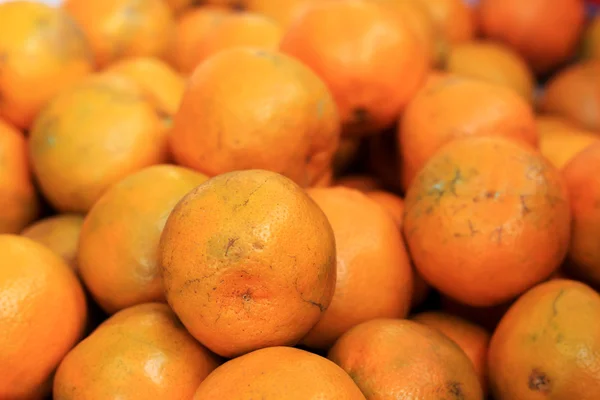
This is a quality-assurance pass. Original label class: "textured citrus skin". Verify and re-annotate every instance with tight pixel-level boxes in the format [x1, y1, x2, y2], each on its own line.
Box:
[54, 303, 220, 400]
[489, 279, 600, 400]
[160, 170, 337, 357]
[403, 136, 571, 306]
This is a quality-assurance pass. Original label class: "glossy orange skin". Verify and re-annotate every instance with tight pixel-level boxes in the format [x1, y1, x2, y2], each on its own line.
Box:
[194, 347, 365, 399]
[302, 188, 413, 349]
[582, 15, 600, 61]
[539, 60, 600, 132]
[21, 214, 84, 272]
[159, 170, 337, 358]
[0, 235, 87, 400]
[562, 143, 600, 287]
[0, 119, 39, 234]
[403, 136, 571, 306]
[329, 319, 483, 400]
[398, 77, 539, 191]
[171, 48, 340, 188]
[63, 0, 175, 68]
[0, 1, 93, 129]
[489, 279, 600, 399]
[478, 0, 585, 74]
[412, 311, 491, 395]
[280, 0, 430, 136]
[29, 74, 169, 213]
[54, 303, 220, 400]
[78, 165, 208, 314]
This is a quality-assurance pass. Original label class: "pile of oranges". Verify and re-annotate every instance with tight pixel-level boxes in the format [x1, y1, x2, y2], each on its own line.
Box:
[1, 0, 600, 398]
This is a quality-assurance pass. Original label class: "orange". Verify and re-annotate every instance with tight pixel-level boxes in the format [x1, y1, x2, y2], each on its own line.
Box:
[280, 0, 430, 136]
[489, 279, 600, 399]
[0, 235, 87, 399]
[539, 60, 600, 132]
[159, 170, 337, 357]
[478, 0, 585, 74]
[563, 142, 600, 287]
[29, 74, 169, 213]
[54, 303, 220, 400]
[171, 47, 340, 188]
[0, 1, 93, 129]
[0, 119, 39, 234]
[398, 76, 538, 190]
[329, 318, 483, 399]
[244, 0, 319, 28]
[78, 165, 208, 314]
[21, 214, 84, 272]
[581, 14, 600, 61]
[446, 40, 535, 102]
[412, 311, 491, 394]
[403, 136, 571, 306]
[441, 295, 512, 332]
[194, 347, 365, 399]
[335, 175, 382, 193]
[63, 0, 175, 68]
[301, 187, 413, 349]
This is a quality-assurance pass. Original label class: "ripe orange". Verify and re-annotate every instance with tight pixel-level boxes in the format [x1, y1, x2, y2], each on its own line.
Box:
[581, 14, 600, 61]
[171, 47, 340, 188]
[0, 235, 87, 399]
[404, 136, 571, 306]
[0, 1, 93, 129]
[243, 0, 319, 28]
[159, 170, 337, 357]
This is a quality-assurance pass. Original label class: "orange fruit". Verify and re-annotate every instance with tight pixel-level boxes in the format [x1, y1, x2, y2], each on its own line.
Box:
[78, 165, 208, 314]
[441, 295, 512, 332]
[244, 0, 319, 28]
[159, 170, 336, 357]
[335, 175, 383, 193]
[193, 346, 365, 399]
[412, 311, 491, 394]
[29, 74, 169, 213]
[171, 47, 340, 188]
[478, 0, 586, 74]
[0, 1, 93, 129]
[581, 14, 600, 61]
[328, 318, 483, 399]
[21, 214, 84, 272]
[103, 57, 186, 117]
[539, 60, 600, 132]
[301, 187, 413, 349]
[169, 6, 231, 75]
[398, 76, 538, 190]
[54, 303, 220, 400]
[0, 119, 39, 234]
[563, 142, 600, 287]
[489, 279, 600, 399]
[0, 235, 87, 399]
[403, 136, 571, 306]
[280, 0, 430, 136]
[63, 0, 175, 68]
[446, 40, 535, 102]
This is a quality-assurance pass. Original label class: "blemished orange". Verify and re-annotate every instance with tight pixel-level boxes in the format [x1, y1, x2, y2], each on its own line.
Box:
[193, 347, 365, 399]
[539, 60, 600, 132]
[280, 0, 430, 136]
[478, 0, 586, 74]
[563, 142, 600, 287]
[170, 47, 340, 188]
[335, 175, 383, 193]
[412, 311, 491, 394]
[103, 57, 186, 117]
[21, 214, 84, 273]
[78, 165, 208, 314]
[489, 279, 600, 399]
[62, 0, 175, 68]
[0, 1, 93, 129]
[398, 76, 539, 190]
[446, 40, 535, 102]
[28, 74, 170, 213]
[328, 319, 483, 399]
[159, 170, 337, 358]
[301, 187, 413, 349]
[54, 303, 220, 400]
[0, 119, 39, 234]
[581, 14, 600, 61]
[0, 235, 87, 400]
[403, 136, 571, 306]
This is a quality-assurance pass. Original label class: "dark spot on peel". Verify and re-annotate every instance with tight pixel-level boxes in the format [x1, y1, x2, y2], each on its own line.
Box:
[229, 0, 246, 11]
[225, 237, 239, 256]
[520, 195, 531, 216]
[529, 369, 551, 393]
[447, 381, 464, 399]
